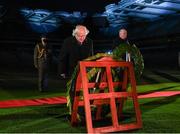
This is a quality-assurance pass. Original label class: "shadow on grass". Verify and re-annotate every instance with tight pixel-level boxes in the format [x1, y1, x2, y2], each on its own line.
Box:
[0, 104, 68, 120]
[152, 70, 180, 82]
[141, 75, 159, 84]
[139, 95, 179, 114]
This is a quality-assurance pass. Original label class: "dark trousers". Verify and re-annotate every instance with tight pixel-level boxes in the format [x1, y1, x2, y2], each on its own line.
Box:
[38, 60, 49, 91]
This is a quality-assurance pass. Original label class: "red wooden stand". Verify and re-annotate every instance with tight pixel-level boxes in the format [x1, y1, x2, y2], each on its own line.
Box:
[70, 58, 142, 133]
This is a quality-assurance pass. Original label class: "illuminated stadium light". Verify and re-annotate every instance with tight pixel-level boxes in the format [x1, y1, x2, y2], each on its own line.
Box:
[104, 0, 180, 24]
[100, 0, 180, 36]
[20, 8, 61, 33]
[18, 0, 179, 37]
[20, 8, 87, 33]
[56, 11, 87, 24]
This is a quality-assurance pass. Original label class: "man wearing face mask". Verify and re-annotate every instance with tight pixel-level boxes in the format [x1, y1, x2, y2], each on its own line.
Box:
[58, 25, 94, 79]
[34, 35, 52, 92]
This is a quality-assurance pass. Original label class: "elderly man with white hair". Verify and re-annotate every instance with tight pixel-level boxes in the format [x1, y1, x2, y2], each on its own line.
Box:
[58, 25, 94, 78]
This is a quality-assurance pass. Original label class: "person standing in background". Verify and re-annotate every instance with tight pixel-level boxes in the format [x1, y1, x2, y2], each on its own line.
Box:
[34, 35, 52, 92]
[113, 28, 131, 61]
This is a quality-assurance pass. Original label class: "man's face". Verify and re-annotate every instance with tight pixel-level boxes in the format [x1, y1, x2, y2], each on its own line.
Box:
[41, 37, 48, 45]
[75, 28, 87, 44]
[119, 29, 127, 40]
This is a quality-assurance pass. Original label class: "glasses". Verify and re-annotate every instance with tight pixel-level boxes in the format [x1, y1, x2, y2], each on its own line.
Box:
[77, 35, 86, 38]
[76, 33, 86, 38]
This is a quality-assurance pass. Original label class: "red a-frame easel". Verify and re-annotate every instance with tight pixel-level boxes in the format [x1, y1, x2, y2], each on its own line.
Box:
[70, 57, 142, 133]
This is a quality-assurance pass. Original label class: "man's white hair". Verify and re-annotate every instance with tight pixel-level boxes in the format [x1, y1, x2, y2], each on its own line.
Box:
[72, 25, 89, 36]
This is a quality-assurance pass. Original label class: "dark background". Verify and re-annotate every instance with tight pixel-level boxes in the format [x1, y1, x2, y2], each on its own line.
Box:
[0, 0, 180, 73]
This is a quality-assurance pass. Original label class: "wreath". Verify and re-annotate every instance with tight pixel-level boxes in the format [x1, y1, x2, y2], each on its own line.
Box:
[113, 43, 144, 79]
[66, 43, 144, 115]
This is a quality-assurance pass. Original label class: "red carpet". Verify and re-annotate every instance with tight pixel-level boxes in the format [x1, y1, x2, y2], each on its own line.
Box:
[0, 91, 179, 108]
[0, 96, 67, 108]
[138, 91, 180, 98]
